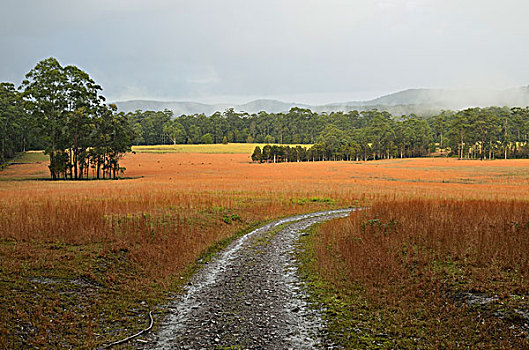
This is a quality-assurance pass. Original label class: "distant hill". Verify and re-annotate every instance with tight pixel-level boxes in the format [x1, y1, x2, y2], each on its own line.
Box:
[113, 87, 529, 116]
[236, 99, 310, 113]
[362, 87, 529, 109]
[113, 99, 311, 115]
[112, 100, 227, 115]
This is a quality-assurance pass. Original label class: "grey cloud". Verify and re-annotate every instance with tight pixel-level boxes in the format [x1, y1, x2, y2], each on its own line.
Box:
[1, 0, 528, 104]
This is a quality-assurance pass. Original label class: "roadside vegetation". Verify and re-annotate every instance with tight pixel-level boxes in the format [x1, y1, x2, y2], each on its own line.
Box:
[302, 200, 529, 348]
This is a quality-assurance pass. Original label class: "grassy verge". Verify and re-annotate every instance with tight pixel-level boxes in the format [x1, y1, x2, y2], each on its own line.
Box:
[297, 224, 399, 348]
[297, 201, 529, 348]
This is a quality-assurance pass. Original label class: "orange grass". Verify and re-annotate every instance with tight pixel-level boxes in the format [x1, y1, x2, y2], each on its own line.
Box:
[312, 199, 529, 347]
[1, 153, 529, 347]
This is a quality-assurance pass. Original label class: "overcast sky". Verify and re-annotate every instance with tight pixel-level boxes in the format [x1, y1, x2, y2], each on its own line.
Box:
[1, 0, 528, 104]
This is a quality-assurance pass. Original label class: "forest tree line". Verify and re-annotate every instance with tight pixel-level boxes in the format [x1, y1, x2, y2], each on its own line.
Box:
[0, 58, 133, 179]
[128, 106, 529, 160]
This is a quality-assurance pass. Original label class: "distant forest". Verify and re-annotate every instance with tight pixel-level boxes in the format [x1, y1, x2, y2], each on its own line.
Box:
[3, 58, 529, 178]
[128, 106, 529, 160]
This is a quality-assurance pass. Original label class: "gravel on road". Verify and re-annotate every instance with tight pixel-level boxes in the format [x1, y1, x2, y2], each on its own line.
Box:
[138, 209, 353, 349]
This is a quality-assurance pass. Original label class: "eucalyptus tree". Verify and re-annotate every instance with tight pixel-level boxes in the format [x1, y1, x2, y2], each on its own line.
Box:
[355, 127, 372, 161]
[163, 119, 186, 144]
[364, 110, 395, 159]
[470, 108, 500, 159]
[511, 107, 529, 157]
[101, 108, 133, 179]
[447, 109, 471, 159]
[262, 144, 272, 162]
[0, 83, 26, 163]
[496, 107, 513, 159]
[295, 145, 306, 162]
[210, 112, 225, 143]
[251, 146, 262, 163]
[88, 105, 133, 179]
[317, 125, 346, 160]
[347, 141, 362, 161]
[21, 58, 69, 178]
[429, 110, 453, 155]
[399, 115, 431, 157]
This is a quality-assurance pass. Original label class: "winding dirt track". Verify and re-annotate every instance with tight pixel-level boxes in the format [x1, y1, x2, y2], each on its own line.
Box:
[141, 209, 353, 349]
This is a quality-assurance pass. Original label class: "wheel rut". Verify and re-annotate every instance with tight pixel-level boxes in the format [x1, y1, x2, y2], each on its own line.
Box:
[140, 209, 353, 349]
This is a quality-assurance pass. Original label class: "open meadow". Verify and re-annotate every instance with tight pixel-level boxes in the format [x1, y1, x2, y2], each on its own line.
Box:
[1, 145, 529, 347]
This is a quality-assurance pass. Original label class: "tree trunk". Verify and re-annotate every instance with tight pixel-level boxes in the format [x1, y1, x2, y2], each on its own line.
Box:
[50, 152, 56, 180]
[72, 148, 79, 180]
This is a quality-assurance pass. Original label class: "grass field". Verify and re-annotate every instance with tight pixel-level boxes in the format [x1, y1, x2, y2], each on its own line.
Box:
[1, 145, 529, 347]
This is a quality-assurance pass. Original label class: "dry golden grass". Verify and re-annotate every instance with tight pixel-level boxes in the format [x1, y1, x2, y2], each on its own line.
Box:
[317, 200, 529, 293]
[1, 151, 529, 347]
[310, 200, 529, 347]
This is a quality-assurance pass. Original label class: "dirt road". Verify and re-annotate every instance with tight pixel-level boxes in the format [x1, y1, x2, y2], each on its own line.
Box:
[141, 209, 353, 349]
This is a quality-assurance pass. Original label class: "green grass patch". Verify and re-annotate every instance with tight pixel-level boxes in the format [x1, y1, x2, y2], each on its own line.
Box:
[6, 150, 49, 164]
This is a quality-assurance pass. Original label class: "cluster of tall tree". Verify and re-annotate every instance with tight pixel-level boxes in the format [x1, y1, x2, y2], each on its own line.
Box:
[0, 58, 133, 179]
[250, 113, 429, 163]
[430, 107, 529, 160]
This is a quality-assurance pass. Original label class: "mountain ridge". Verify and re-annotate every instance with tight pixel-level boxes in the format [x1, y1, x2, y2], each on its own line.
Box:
[113, 87, 529, 116]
